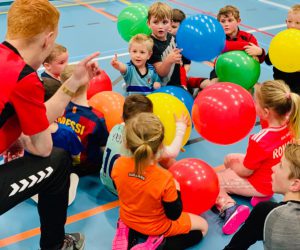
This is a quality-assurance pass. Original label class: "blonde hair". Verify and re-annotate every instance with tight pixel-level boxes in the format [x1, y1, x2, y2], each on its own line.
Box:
[125, 113, 164, 175]
[44, 43, 67, 64]
[255, 80, 300, 139]
[60, 64, 86, 96]
[217, 5, 240, 21]
[148, 2, 172, 21]
[129, 34, 154, 53]
[290, 4, 300, 14]
[7, 0, 60, 40]
[284, 143, 300, 180]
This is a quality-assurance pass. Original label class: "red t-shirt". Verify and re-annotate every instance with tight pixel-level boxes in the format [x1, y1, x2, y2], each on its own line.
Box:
[112, 156, 178, 236]
[222, 29, 265, 63]
[0, 42, 49, 153]
[244, 125, 292, 195]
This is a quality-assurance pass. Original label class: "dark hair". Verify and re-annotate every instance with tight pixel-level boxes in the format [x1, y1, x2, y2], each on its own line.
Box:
[42, 77, 61, 101]
[123, 94, 153, 122]
[172, 9, 186, 23]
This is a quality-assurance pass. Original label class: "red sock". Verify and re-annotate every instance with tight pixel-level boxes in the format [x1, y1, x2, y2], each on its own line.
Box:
[180, 66, 187, 87]
[187, 77, 207, 88]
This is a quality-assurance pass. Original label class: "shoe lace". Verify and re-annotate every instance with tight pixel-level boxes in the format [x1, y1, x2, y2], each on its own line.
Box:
[62, 234, 75, 248]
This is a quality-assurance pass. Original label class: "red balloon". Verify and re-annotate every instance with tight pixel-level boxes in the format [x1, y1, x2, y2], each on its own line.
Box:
[192, 82, 256, 145]
[87, 70, 112, 99]
[169, 158, 219, 215]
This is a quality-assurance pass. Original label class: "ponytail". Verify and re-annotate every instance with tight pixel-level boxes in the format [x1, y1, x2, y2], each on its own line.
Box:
[125, 113, 164, 175]
[288, 93, 300, 139]
[133, 143, 153, 175]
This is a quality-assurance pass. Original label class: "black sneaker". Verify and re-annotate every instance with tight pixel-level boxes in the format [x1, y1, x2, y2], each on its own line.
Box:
[60, 233, 85, 250]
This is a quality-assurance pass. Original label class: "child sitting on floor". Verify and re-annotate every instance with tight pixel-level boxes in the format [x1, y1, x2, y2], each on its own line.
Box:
[112, 112, 208, 250]
[224, 143, 300, 249]
[101, 94, 189, 195]
[214, 80, 300, 235]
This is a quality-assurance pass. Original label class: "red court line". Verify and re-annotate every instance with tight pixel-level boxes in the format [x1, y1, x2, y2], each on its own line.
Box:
[167, 0, 274, 37]
[75, 0, 118, 21]
[0, 200, 119, 247]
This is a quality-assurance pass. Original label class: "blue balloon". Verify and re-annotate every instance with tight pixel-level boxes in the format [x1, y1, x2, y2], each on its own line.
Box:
[176, 14, 225, 62]
[154, 86, 194, 115]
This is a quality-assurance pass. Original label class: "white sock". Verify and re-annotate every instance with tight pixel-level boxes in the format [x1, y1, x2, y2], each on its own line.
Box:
[68, 173, 79, 206]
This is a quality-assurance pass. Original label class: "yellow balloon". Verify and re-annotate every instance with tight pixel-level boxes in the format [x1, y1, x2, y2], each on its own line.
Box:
[147, 93, 191, 147]
[269, 28, 300, 73]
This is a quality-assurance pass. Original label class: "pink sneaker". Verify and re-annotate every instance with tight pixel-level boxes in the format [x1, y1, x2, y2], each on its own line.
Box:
[112, 219, 129, 250]
[131, 235, 164, 250]
[250, 195, 272, 207]
[222, 204, 250, 235]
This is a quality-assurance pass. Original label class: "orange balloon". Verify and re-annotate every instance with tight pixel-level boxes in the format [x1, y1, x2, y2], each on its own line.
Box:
[89, 91, 125, 132]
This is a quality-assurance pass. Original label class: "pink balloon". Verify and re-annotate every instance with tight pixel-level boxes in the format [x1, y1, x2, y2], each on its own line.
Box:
[169, 158, 219, 214]
[192, 82, 256, 145]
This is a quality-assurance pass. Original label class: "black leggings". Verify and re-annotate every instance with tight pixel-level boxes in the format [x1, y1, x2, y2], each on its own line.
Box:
[163, 230, 203, 250]
[128, 229, 203, 250]
[0, 148, 71, 249]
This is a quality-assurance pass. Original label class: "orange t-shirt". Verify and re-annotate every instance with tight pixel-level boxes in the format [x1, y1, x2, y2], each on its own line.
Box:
[112, 156, 178, 236]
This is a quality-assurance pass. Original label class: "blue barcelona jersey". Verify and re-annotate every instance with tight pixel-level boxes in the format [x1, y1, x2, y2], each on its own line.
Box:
[57, 102, 109, 175]
[51, 123, 83, 165]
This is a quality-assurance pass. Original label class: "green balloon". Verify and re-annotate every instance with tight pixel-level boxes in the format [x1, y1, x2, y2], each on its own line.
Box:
[117, 4, 152, 42]
[215, 51, 261, 90]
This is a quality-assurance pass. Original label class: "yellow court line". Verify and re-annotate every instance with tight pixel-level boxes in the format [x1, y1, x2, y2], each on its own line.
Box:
[119, 0, 132, 5]
[0, 0, 111, 15]
[75, 0, 118, 21]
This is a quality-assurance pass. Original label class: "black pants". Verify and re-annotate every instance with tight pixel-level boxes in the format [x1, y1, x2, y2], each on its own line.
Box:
[210, 68, 217, 80]
[0, 148, 71, 249]
[129, 229, 203, 250]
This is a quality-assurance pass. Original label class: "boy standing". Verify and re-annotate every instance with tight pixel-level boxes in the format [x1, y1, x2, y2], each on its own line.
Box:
[147, 2, 185, 88]
[265, 4, 300, 94]
[111, 34, 162, 95]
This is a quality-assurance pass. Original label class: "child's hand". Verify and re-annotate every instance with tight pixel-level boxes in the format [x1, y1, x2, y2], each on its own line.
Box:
[111, 54, 121, 70]
[166, 48, 182, 64]
[200, 79, 216, 89]
[181, 85, 188, 91]
[153, 82, 161, 89]
[174, 113, 191, 127]
[244, 43, 263, 57]
[3, 139, 24, 163]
